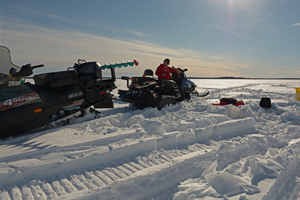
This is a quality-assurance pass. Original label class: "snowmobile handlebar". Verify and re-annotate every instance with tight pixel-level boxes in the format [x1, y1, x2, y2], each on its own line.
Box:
[121, 76, 130, 80]
[12, 63, 44, 77]
[32, 64, 44, 69]
[173, 67, 188, 74]
[177, 68, 187, 73]
[121, 76, 130, 88]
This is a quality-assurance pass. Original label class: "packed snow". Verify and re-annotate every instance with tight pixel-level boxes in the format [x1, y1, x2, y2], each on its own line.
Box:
[1, 78, 300, 200]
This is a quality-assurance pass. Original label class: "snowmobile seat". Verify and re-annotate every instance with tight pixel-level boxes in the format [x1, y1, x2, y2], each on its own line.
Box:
[158, 79, 180, 96]
[131, 77, 155, 87]
[134, 80, 157, 89]
[33, 70, 77, 88]
[158, 79, 177, 88]
[75, 62, 102, 82]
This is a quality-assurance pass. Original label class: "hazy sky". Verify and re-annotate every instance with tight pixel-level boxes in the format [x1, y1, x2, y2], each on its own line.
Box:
[0, 0, 300, 78]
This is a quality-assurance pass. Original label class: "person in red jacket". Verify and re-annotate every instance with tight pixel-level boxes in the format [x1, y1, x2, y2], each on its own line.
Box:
[155, 58, 179, 80]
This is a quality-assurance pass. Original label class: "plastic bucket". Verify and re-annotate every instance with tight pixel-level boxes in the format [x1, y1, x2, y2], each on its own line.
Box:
[296, 88, 300, 101]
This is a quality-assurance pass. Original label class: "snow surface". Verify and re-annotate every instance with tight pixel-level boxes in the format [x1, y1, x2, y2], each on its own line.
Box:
[1, 79, 300, 200]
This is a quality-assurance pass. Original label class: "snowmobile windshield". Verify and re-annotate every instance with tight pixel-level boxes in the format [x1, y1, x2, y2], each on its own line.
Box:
[0, 46, 22, 88]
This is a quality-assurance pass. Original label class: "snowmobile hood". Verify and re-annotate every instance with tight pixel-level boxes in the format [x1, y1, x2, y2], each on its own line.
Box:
[0, 46, 24, 89]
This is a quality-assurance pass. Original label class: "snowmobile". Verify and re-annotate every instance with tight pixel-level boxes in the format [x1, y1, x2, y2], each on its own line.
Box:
[171, 67, 208, 99]
[0, 46, 138, 136]
[117, 67, 208, 110]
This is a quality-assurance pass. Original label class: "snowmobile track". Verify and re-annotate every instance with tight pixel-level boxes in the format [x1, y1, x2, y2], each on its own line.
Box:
[0, 138, 268, 200]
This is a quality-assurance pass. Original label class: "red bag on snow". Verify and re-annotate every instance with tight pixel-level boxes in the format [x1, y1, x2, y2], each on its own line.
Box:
[212, 98, 245, 107]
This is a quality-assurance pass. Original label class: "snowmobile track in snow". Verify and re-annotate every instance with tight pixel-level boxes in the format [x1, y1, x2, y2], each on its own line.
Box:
[0, 137, 268, 200]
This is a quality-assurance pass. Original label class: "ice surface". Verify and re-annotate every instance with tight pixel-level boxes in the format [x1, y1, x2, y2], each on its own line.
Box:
[0, 79, 300, 200]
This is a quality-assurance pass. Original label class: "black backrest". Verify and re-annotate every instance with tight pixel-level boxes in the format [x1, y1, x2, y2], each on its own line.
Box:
[74, 62, 102, 80]
[143, 69, 153, 76]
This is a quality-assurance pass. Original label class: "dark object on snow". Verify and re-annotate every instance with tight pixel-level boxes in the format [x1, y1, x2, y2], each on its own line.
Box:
[259, 97, 272, 108]
[220, 98, 238, 105]
[213, 98, 245, 107]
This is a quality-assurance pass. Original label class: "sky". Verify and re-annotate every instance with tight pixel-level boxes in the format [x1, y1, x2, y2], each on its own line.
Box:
[0, 0, 300, 78]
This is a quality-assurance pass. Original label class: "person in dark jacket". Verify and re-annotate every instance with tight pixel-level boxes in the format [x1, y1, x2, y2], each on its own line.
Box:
[155, 58, 179, 80]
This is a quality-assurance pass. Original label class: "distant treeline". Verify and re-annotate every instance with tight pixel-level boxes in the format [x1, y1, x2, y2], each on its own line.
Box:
[114, 76, 300, 80]
[28, 76, 300, 80]
[189, 76, 300, 80]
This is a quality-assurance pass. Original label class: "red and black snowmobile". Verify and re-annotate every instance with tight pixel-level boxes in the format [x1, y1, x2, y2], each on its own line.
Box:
[0, 46, 138, 136]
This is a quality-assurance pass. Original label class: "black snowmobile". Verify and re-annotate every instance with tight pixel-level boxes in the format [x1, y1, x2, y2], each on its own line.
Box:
[117, 69, 186, 110]
[0, 46, 137, 136]
[170, 67, 208, 99]
[117, 67, 209, 110]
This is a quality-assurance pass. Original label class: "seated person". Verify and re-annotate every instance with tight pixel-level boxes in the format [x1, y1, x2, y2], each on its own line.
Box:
[155, 58, 179, 80]
[155, 58, 181, 97]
